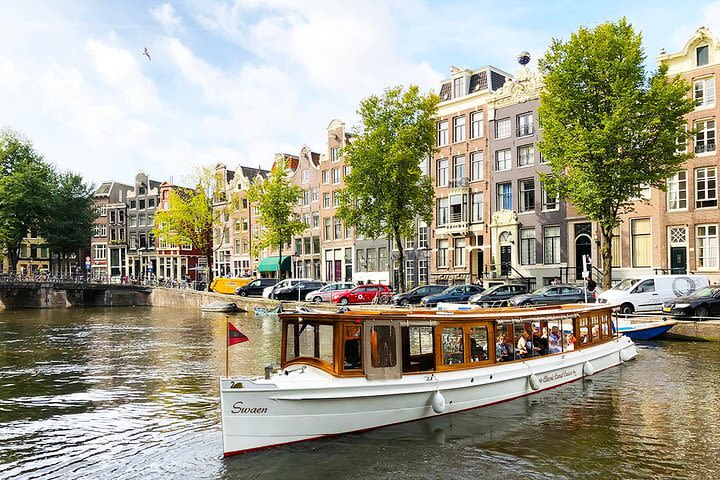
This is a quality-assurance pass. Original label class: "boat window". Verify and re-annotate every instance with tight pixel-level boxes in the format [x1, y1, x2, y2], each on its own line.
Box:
[409, 326, 434, 355]
[343, 325, 362, 370]
[579, 317, 590, 345]
[602, 314, 610, 337]
[469, 326, 488, 362]
[403, 326, 435, 373]
[495, 324, 512, 362]
[442, 327, 464, 365]
[285, 321, 334, 365]
[371, 325, 397, 368]
[590, 315, 602, 342]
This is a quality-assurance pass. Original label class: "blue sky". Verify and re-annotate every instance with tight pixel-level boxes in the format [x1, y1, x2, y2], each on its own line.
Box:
[1, 0, 719, 186]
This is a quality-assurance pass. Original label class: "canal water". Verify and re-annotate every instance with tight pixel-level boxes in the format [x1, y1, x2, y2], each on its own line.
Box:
[1, 307, 718, 479]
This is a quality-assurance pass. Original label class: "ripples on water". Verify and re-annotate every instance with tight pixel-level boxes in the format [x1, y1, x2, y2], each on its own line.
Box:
[1, 307, 719, 479]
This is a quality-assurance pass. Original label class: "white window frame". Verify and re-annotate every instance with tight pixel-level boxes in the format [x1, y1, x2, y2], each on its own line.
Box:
[453, 116, 466, 143]
[696, 166, 718, 208]
[495, 118, 511, 139]
[694, 77, 716, 108]
[495, 149, 511, 172]
[470, 151, 484, 181]
[543, 226, 560, 265]
[666, 171, 688, 211]
[696, 224, 718, 269]
[437, 159, 448, 187]
[519, 178, 535, 213]
[517, 144, 535, 167]
[437, 121, 448, 147]
[694, 119, 716, 154]
[470, 111, 484, 139]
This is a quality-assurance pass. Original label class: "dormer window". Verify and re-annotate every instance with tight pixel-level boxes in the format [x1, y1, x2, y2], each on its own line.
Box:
[453, 77, 465, 98]
[697, 45, 709, 67]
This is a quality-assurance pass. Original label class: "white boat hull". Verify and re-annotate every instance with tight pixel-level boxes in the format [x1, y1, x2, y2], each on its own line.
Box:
[220, 335, 637, 456]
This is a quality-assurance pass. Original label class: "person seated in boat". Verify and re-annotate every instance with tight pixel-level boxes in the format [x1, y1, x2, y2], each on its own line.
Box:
[532, 326, 548, 356]
[495, 334, 510, 362]
[470, 338, 486, 361]
[549, 326, 562, 354]
[592, 325, 600, 341]
[565, 333, 576, 351]
[516, 331, 531, 359]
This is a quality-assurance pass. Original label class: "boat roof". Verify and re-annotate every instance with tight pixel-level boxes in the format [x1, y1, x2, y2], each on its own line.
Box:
[279, 304, 612, 324]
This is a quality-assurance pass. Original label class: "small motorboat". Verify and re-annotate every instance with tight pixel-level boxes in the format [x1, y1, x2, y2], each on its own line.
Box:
[254, 305, 284, 316]
[616, 319, 678, 340]
[202, 301, 240, 313]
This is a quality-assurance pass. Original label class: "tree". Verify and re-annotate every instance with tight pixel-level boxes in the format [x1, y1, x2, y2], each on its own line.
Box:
[247, 158, 305, 279]
[154, 166, 229, 284]
[41, 172, 96, 273]
[337, 86, 438, 293]
[0, 129, 56, 272]
[537, 19, 695, 288]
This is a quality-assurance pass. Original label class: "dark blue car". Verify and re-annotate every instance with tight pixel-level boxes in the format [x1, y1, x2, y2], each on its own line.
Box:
[420, 284, 484, 307]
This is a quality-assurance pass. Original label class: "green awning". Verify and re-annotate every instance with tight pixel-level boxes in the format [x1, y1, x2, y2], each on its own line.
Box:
[257, 255, 292, 273]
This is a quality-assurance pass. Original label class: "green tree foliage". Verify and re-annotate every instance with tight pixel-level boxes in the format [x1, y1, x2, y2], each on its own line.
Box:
[538, 19, 695, 288]
[247, 158, 305, 278]
[42, 172, 96, 271]
[337, 86, 438, 292]
[0, 129, 55, 271]
[154, 166, 227, 283]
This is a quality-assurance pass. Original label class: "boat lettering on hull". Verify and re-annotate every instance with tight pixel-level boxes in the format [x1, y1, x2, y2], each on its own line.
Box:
[538, 369, 577, 385]
[231, 401, 268, 414]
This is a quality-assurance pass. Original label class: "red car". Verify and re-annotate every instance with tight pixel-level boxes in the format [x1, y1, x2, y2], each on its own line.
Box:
[331, 284, 393, 305]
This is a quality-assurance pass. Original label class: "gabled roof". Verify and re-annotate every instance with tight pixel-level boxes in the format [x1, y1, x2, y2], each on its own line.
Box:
[239, 166, 269, 180]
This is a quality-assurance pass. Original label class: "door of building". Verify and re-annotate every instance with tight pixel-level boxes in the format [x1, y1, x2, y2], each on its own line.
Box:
[575, 235, 591, 280]
[670, 247, 687, 274]
[500, 246, 511, 277]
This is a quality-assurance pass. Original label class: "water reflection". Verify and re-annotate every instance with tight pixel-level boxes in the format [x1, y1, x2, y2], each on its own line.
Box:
[1, 308, 719, 479]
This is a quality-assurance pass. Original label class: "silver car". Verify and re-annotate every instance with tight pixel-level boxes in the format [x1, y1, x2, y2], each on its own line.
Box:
[305, 282, 357, 303]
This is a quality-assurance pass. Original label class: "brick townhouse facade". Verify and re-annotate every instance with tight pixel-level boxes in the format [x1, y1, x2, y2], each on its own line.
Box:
[213, 163, 269, 278]
[430, 65, 511, 285]
[91, 181, 132, 280]
[126, 171, 161, 279]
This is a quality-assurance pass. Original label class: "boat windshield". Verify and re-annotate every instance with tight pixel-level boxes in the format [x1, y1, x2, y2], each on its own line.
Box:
[284, 321, 334, 365]
[613, 278, 640, 291]
[687, 286, 720, 298]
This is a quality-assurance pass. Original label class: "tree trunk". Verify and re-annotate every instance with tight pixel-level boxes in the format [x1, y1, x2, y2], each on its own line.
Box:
[6, 243, 19, 274]
[600, 225, 614, 290]
[278, 244, 283, 280]
[394, 229, 405, 293]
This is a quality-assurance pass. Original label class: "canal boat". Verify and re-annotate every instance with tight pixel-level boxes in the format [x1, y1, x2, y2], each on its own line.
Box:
[219, 304, 637, 456]
[616, 319, 678, 340]
[202, 300, 240, 313]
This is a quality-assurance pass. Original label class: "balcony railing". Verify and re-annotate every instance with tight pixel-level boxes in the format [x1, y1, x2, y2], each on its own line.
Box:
[516, 125, 534, 137]
[448, 212, 466, 224]
[695, 142, 717, 154]
[449, 177, 469, 188]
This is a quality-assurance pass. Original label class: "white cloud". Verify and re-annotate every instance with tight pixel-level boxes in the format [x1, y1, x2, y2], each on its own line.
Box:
[150, 3, 183, 33]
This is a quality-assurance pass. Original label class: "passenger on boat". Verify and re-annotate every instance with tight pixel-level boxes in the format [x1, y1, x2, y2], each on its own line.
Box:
[549, 326, 562, 354]
[516, 331, 531, 359]
[532, 326, 548, 356]
[495, 334, 510, 362]
[470, 338, 487, 361]
[565, 333, 576, 351]
[592, 325, 600, 341]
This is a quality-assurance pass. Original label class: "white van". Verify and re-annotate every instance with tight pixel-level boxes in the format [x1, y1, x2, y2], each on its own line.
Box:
[596, 274, 709, 314]
[262, 278, 313, 299]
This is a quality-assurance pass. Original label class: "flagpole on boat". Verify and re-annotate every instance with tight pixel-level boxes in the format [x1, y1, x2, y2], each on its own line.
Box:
[225, 314, 230, 378]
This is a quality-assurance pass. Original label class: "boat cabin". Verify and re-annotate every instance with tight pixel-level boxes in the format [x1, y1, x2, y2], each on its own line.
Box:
[279, 305, 617, 379]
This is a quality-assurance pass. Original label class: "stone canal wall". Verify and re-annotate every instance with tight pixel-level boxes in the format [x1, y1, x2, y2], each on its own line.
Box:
[148, 287, 282, 311]
[667, 320, 720, 341]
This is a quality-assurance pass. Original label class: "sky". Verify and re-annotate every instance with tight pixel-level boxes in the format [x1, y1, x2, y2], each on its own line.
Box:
[1, 0, 720, 187]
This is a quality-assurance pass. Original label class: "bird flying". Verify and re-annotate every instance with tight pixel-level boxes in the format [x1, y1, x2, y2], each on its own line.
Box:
[143, 47, 151, 61]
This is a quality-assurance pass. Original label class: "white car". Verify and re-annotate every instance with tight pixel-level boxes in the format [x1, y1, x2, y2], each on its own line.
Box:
[263, 278, 313, 299]
[304, 282, 357, 303]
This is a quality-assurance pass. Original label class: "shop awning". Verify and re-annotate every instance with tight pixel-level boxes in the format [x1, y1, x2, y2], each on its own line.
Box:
[257, 255, 292, 273]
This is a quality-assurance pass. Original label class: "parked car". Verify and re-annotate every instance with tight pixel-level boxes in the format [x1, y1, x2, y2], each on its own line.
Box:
[508, 284, 594, 307]
[331, 284, 393, 305]
[263, 278, 314, 299]
[662, 285, 720, 317]
[210, 277, 254, 294]
[273, 281, 326, 301]
[468, 283, 529, 307]
[235, 278, 278, 297]
[305, 282, 356, 303]
[420, 285, 485, 307]
[597, 274, 709, 314]
[392, 284, 446, 306]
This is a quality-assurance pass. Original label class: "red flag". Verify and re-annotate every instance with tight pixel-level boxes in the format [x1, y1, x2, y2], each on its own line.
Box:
[228, 322, 249, 346]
